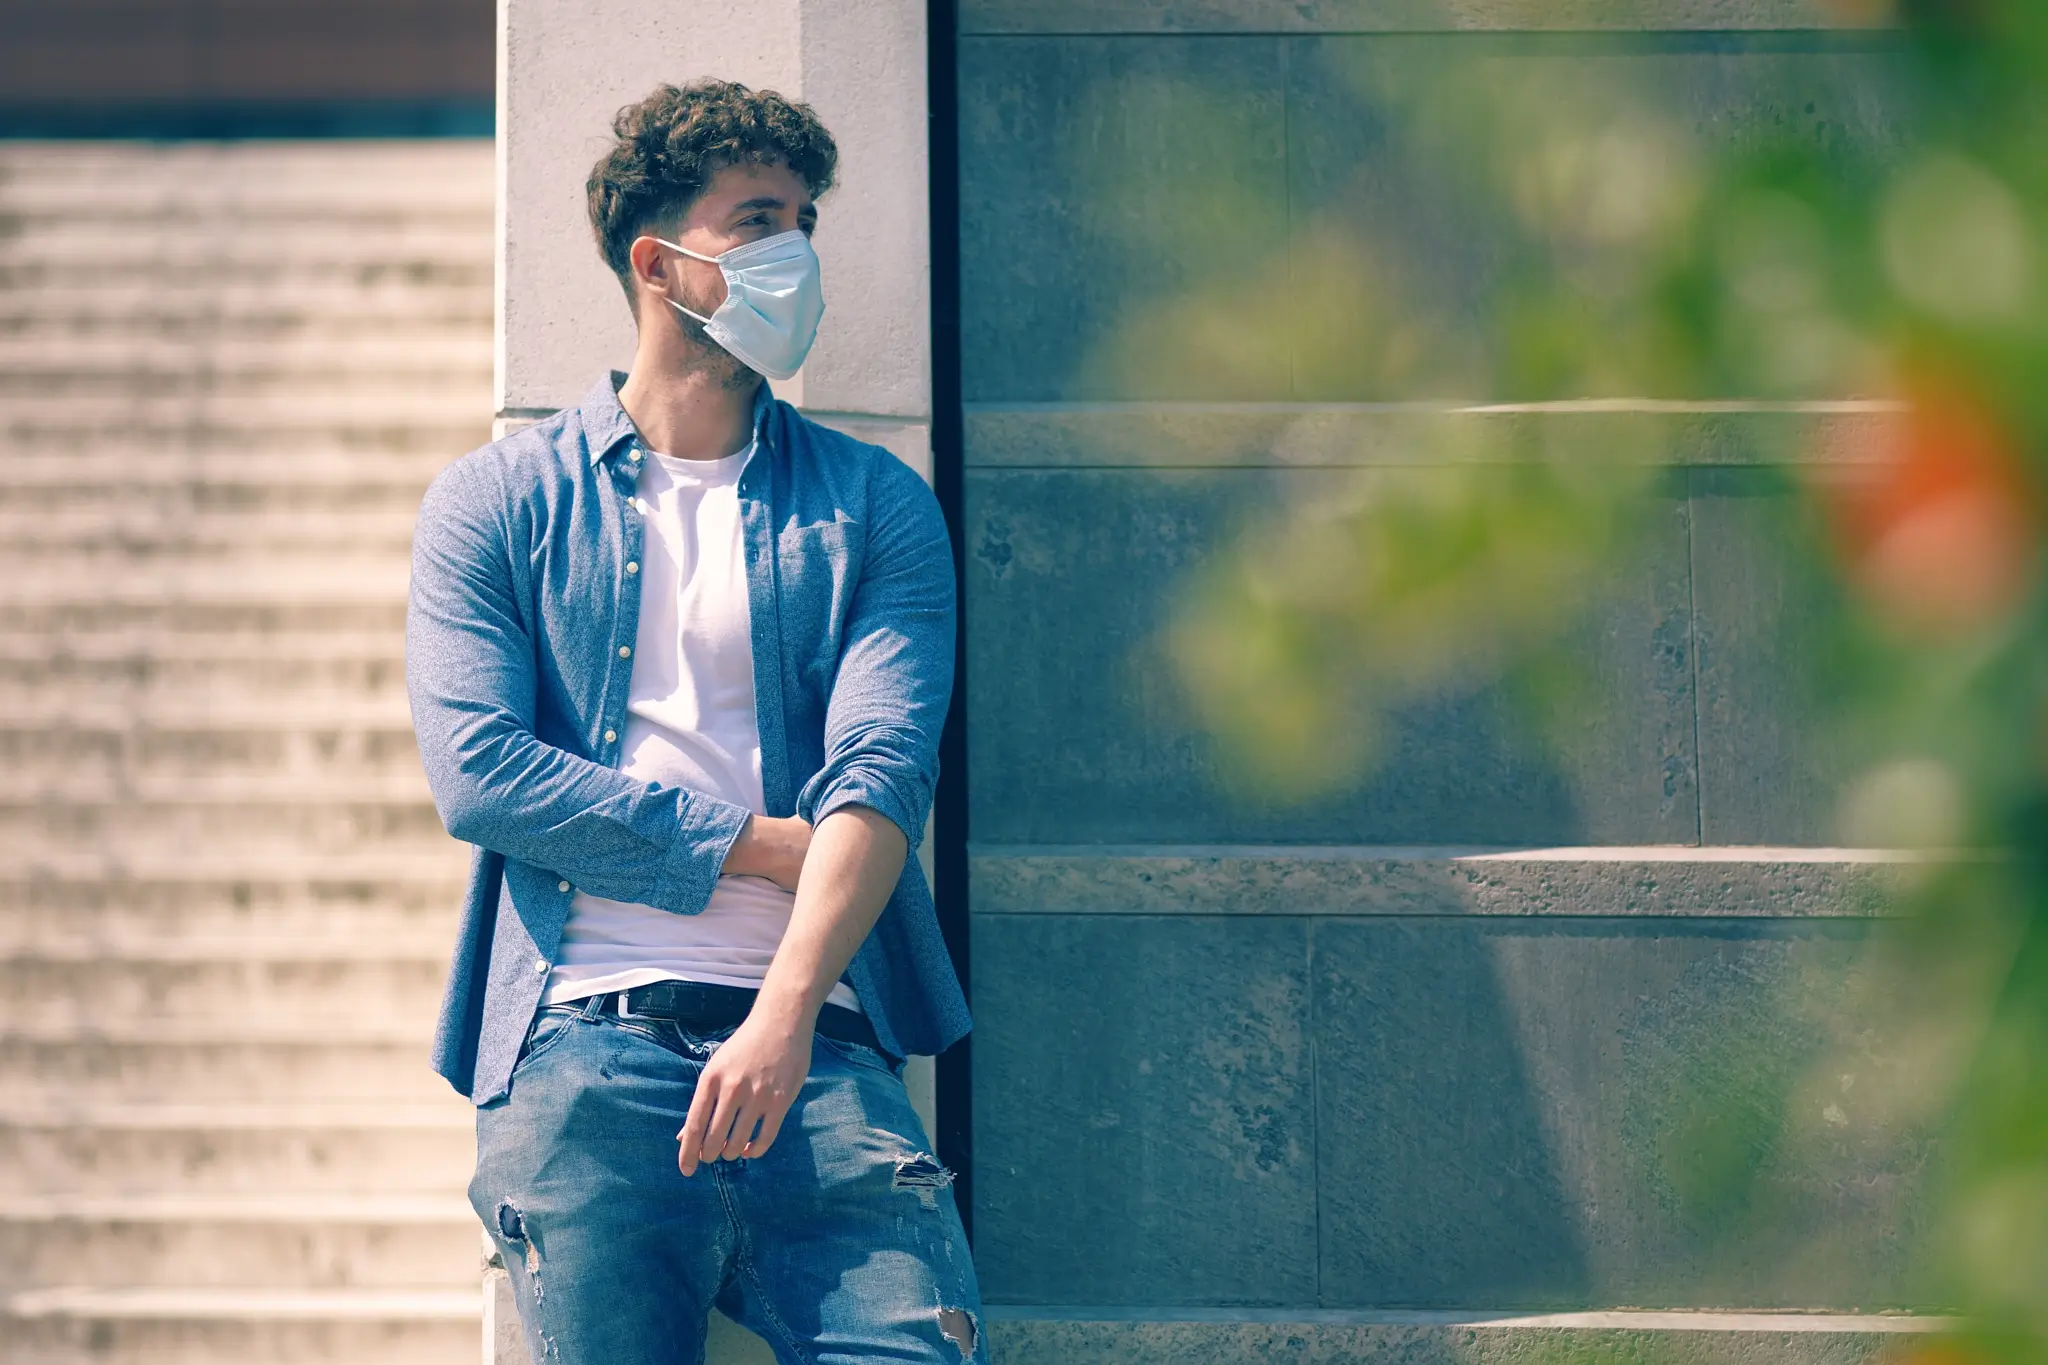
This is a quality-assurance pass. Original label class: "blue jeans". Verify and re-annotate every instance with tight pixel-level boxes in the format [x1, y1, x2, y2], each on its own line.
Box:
[473, 995, 989, 1365]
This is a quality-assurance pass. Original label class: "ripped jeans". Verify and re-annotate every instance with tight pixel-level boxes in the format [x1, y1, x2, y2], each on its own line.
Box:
[473, 994, 989, 1365]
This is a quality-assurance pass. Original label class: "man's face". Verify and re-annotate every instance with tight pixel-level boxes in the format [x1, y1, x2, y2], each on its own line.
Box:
[638, 159, 816, 334]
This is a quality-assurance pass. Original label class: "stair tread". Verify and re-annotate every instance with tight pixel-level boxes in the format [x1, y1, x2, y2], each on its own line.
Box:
[0, 1192, 474, 1221]
[1, 1285, 480, 1321]
[0, 1100, 470, 1129]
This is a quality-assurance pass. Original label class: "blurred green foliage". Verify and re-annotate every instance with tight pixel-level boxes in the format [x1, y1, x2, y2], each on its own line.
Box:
[1094, 2, 2048, 1356]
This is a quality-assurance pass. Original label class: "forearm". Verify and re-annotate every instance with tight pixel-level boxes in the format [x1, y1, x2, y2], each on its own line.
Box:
[751, 805, 905, 1031]
[418, 716, 751, 910]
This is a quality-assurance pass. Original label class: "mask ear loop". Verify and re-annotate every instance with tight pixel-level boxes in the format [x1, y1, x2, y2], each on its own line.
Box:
[653, 237, 722, 325]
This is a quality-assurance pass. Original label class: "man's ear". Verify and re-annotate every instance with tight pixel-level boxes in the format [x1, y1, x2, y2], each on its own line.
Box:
[627, 235, 670, 300]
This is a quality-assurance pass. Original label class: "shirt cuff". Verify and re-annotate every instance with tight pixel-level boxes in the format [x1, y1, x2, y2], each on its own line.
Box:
[806, 765, 930, 853]
[653, 794, 754, 915]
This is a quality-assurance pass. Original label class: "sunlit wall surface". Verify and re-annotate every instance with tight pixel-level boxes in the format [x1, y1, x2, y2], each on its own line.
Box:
[958, 4, 2046, 1361]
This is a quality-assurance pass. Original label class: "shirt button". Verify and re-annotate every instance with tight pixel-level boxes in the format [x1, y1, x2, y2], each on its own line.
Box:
[604, 729, 616, 743]
[557, 880, 570, 893]
[534, 960, 549, 973]
[626, 561, 639, 574]
[629, 449, 642, 462]
[618, 645, 632, 658]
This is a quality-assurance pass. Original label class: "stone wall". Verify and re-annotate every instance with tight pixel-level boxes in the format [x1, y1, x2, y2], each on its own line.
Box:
[956, 5, 1937, 1359]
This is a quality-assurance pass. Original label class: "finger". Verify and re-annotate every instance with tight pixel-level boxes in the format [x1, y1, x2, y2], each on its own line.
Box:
[721, 1103, 763, 1161]
[677, 1074, 719, 1176]
[741, 1099, 789, 1159]
[697, 1080, 747, 1163]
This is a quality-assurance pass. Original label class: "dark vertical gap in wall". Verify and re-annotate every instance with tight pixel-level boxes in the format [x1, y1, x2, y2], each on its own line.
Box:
[927, 0, 975, 1242]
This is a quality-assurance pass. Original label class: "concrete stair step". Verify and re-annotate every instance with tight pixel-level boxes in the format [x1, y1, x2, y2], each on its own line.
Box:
[0, 955, 447, 1031]
[0, 688, 413, 730]
[0, 772, 436, 807]
[0, 494, 446, 536]
[0, 923, 455, 966]
[0, 900, 457, 958]
[0, 335, 488, 382]
[0, 730, 430, 800]
[0, 1038, 460, 1106]
[0, 506, 424, 546]
[0, 526, 416, 561]
[0, 555, 410, 605]
[0, 367, 491, 405]
[0, 627, 406, 665]
[0, 435, 464, 472]
[0, 1107, 473, 1197]
[0, 600, 409, 637]
[0, 834, 465, 878]
[0, 871, 465, 913]
[1, 224, 493, 266]
[0, 140, 491, 200]
[0, 661, 411, 709]
[0, 558, 413, 603]
[0, 389, 491, 430]
[0, 425, 474, 463]
[0, 276, 492, 323]
[1, 1289, 477, 1365]
[0, 843, 463, 888]
[0, 898, 449, 959]
[0, 1192, 478, 1291]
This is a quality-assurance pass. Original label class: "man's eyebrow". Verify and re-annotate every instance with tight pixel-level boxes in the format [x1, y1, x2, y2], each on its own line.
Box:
[731, 196, 788, 213]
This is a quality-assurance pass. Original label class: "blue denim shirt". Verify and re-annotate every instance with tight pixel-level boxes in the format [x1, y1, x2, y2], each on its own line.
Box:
[406, 372, 969, 1104]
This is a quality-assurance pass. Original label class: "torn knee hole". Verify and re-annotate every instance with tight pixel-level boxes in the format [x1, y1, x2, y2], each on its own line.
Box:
[937, 1306, 977, 1359]
[892, 1152, 956, 1209]
[495, 1200, 542, 1276]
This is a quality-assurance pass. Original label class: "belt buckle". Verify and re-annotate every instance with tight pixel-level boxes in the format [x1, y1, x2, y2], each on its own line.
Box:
[615, 989, 636, 1021]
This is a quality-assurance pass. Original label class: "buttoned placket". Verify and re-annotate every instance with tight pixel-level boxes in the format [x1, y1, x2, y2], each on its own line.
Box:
[606, 443, 645, 764]
[560, 438, 651, 910]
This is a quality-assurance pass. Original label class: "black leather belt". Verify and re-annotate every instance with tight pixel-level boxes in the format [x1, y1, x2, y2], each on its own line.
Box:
[592, 978, 887, 1058]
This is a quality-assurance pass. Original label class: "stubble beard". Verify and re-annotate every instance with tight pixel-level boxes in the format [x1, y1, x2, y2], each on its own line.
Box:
[672, 302, 761, 394]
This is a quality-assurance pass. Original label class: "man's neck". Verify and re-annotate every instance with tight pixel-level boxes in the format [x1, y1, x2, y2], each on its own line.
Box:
[615, 347, 762, 463]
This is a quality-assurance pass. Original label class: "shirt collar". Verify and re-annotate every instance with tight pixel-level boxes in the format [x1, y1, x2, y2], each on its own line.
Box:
[584, 369, 773, 466]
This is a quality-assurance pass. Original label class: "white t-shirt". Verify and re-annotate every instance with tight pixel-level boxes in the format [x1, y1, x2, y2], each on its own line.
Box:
[540, 438, 861, 1014]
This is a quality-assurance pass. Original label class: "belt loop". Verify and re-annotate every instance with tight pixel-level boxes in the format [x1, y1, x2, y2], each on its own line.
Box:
[579, 992, 609, 1022]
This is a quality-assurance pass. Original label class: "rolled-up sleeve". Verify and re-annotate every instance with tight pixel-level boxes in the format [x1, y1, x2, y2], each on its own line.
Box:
[405, 454, 751, 913]
[795, 459, 956, 850]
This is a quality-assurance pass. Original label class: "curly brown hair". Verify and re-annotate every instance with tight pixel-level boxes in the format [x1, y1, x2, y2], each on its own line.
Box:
[586, 80, 838, 286]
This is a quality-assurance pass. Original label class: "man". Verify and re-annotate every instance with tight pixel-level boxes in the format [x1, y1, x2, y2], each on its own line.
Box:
[405, 80, 984, 1364]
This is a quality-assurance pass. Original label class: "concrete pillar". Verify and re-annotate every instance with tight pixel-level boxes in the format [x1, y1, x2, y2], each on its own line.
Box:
[494, 3, 934, 1362]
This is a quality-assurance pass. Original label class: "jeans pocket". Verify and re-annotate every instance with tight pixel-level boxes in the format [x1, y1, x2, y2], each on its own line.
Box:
[510, 1006, 578, 1075]
[816, 1030, 903, 1078]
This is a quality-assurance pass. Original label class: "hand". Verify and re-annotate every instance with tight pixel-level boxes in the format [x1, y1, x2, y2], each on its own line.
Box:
[721, 814, 811, 892]
[677, 1006, 812, 1175]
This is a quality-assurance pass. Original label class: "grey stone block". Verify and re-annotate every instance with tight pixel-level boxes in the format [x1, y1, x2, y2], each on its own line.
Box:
[1690, 469, 1865, 844]
[970, 848, 1913, 918]
[984, 1312, 1922, 1365]
[958, 37, 1288, 402]
[965, 467, 1696, 845]
[961, 2, 1875, 34]
[962, 405, 1893, 470]
[971, 914, 1318, 1305]
[1312, 917, 1936, 1309]
[1285, 36, 1913, 401]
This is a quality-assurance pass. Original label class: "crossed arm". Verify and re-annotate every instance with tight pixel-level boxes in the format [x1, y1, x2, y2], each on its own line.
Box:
[405, 451, 954, 1164]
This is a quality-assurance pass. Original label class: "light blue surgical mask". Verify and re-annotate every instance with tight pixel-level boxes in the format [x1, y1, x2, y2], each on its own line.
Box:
[657, 228, 825, 381]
